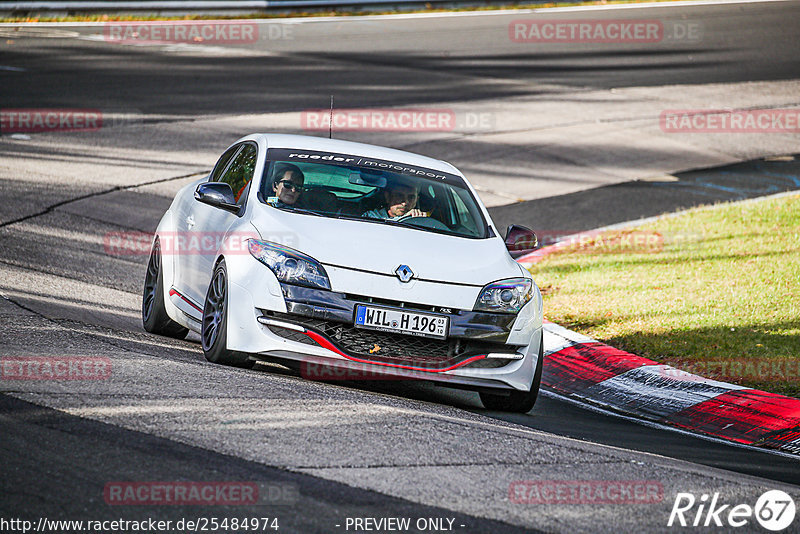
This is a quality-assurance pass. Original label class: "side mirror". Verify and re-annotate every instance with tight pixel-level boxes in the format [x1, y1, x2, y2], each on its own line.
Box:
[195, 182, 240, 214]
[505, 225, 538, 258]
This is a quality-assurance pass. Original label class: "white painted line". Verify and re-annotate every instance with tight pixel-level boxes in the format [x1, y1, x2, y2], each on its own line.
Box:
[542, 328, 575, 355]
[543, 321, 598, 346]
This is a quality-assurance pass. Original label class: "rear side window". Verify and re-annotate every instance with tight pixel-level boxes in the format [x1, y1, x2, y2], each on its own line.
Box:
[219, 144, 258, 203]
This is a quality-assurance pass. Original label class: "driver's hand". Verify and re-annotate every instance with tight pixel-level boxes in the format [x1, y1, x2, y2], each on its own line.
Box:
[405, 209, 427, 217]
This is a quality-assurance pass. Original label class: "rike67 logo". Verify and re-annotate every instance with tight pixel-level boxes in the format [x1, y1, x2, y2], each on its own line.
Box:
[668, 490, 796, 531]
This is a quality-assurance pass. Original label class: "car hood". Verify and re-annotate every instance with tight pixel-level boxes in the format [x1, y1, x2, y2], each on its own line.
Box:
[250, 208, 523, 286]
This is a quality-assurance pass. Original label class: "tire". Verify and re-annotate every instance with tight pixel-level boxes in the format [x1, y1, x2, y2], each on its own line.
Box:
[480, 332, 543, 413]
[142, 240, 189, 339]
[201, 259, 255, 369]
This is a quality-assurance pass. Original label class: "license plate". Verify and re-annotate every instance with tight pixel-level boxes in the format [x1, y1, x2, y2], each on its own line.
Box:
[354, 305, 448, 340]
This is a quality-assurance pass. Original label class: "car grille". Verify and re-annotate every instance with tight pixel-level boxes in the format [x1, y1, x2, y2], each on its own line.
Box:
[264, 312, 516, 368]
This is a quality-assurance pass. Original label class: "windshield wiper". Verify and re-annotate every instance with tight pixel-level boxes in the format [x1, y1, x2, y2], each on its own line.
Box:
[285, 207, 324, 217]
[336, 214, 407, 227]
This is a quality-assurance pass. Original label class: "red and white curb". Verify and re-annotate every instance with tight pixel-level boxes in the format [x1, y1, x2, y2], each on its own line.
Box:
[517, 248, 800, 456]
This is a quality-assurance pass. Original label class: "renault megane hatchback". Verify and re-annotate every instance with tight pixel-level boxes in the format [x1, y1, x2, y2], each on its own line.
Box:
[142, 134, 543, 412]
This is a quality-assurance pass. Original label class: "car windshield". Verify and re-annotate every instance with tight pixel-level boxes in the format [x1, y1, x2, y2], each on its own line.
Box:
[260, 149, 489, 239]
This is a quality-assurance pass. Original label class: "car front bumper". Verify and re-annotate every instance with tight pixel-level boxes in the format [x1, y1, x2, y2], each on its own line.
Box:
[224, 253, 543, 391]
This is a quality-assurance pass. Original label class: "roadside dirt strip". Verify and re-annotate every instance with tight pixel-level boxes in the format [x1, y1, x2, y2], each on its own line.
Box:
[520, 240, 800, 457]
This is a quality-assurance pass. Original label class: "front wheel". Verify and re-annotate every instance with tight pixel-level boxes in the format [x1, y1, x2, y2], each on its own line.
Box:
[201, 259, 255, 369]
[480, 332, 543, 413]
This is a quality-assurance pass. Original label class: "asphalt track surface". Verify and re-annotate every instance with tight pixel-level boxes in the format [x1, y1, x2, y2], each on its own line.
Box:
[2, 2, 800, 532]
[1, 2, 800, 113]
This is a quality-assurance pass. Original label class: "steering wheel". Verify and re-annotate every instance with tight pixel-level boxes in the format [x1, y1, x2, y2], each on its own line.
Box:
[396, 214, 450, 231]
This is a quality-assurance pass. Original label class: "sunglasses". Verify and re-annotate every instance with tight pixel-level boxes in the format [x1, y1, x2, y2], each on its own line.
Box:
[277, 180, 303, 192]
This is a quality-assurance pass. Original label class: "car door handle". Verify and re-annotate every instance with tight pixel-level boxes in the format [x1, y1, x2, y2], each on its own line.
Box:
[186, 215, 195, 228]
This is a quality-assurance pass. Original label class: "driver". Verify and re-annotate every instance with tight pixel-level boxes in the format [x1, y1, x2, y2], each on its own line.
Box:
[267, 163, 304, 208]
[362, 179, 427, 220]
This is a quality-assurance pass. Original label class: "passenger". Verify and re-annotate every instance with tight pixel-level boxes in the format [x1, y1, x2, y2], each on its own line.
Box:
[362, 179, 427, 220]
[267, 164, 304, 208]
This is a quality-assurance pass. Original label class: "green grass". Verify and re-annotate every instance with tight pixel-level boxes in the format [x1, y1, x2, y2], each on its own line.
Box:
[530, 193, 800, 398]
[0, 0, 699, 23]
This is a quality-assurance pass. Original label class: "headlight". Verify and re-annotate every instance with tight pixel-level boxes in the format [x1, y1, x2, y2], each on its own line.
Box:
[474, 278, 532, 314]
[247, 239, 331, 290]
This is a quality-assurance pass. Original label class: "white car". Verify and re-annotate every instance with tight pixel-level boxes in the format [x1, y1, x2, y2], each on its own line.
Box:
[142, 134, 543, 412]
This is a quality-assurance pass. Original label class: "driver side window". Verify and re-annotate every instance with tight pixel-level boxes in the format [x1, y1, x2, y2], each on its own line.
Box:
[210, 145, 240, 182]
[219, 143, 258, 204]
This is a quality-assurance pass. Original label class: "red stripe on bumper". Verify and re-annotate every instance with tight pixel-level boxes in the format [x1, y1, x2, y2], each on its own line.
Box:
[168, 288, 203, 313]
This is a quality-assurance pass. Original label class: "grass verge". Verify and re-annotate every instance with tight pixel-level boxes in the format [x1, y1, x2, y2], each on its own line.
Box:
[529, 193, 800, 398]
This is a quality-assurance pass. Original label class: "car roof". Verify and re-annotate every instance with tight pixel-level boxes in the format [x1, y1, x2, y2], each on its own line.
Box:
[253, 133, 463, 177]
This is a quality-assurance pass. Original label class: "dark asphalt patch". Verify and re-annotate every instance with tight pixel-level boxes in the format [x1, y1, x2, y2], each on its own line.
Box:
[0, 393, 539, 534]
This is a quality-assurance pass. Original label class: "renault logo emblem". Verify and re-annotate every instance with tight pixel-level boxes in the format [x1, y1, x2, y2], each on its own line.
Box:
[395, 265, 414, 283]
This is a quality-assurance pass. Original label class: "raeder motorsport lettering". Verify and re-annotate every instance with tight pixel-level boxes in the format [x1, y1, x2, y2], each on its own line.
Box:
[265, 149, 461, 184]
